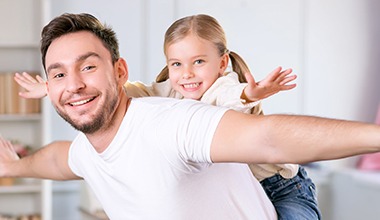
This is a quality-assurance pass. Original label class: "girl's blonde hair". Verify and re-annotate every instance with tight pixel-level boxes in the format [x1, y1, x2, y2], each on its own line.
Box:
[156, 14, 263, 115]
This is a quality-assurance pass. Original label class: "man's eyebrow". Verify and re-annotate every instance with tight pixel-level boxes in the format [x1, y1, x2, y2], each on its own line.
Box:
[46, 63, 62, 74]
[77, 52, 100, 62]
[46, 52, 101, 74]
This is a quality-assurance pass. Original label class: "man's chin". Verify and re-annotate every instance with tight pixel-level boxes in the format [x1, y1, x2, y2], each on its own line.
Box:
[68, 120, 101, 134]
[56, 111, 94, 132]
[70, 116, 105, 134]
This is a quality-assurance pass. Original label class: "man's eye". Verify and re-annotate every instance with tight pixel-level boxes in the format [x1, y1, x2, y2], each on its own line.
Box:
[54, 73, 65, 78]
[83, 66, 95, 71]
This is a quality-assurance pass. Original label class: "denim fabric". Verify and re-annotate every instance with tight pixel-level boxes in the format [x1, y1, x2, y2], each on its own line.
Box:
[260, 166, 321, 220]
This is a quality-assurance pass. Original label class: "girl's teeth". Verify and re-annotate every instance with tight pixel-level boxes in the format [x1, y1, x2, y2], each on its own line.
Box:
[183, 83, 200, 89]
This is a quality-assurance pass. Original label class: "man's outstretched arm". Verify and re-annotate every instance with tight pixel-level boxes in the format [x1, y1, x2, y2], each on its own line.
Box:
[211, 110, 380, 164]
[0, 138, 80, 180]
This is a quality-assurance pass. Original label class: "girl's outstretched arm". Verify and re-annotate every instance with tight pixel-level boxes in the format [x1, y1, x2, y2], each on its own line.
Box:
[242, 66, 297, 102]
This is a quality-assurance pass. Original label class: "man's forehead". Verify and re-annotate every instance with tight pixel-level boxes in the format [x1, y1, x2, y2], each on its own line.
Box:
[48, 31, 101, 52]
[45, 32, 106, 67]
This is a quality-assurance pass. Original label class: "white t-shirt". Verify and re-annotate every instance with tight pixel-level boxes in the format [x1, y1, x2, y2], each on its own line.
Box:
[69, 97, 276, 220]
[125, 73, 299, 181]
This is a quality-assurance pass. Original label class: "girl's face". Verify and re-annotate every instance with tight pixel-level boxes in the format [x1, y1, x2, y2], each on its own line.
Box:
[166, 34, 228, 100]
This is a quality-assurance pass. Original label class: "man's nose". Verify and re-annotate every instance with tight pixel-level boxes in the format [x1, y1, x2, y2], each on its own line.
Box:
[66, 73, 85, 93]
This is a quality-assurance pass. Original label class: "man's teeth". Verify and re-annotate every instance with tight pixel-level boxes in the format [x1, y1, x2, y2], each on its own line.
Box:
[183, 83, 200, 89]
[70, 98, 93, 106]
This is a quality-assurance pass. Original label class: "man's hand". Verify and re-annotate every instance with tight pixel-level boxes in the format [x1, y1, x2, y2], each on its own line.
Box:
[0, 136, 20, 177]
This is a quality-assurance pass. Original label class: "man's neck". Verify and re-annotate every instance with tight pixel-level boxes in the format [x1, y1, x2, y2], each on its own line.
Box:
[86, 95, 131, 153]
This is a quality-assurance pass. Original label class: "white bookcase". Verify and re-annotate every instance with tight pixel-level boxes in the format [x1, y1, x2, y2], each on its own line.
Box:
[0, 0, 57, 219]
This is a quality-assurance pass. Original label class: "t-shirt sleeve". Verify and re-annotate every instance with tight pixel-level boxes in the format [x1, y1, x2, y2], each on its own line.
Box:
[152, 100, 228, 167]
[180, 103, 228, 164]
[68, 133, 88, 178]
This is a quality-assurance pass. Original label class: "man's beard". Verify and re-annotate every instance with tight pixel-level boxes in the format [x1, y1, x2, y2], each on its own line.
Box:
[55, 95, 118, 134]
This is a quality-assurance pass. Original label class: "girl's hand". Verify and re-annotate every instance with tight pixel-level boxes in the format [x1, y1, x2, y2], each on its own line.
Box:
[14, 72, 47, 99]
[242, 66, 297, 102]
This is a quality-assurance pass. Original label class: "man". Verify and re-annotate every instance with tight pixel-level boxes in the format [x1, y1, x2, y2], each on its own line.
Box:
[1, 13, 380, 219]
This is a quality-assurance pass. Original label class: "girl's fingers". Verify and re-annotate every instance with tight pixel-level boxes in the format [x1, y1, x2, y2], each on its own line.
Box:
[21, 72, 38, 83]
[36, 75, 45, 83]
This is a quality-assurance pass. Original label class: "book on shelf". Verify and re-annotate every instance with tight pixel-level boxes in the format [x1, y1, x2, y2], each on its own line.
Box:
[0, 72, 41, 115]
[0, 74, 5, 114]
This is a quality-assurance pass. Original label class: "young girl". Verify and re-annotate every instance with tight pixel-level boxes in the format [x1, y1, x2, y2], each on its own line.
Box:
[14, 14, 319, 219]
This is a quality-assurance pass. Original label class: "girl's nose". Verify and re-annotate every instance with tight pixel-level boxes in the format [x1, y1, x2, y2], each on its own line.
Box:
[182, 67, 194, 79]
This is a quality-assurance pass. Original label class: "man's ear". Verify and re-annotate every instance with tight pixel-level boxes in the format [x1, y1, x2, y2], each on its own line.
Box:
[219, 53, 229, 76]
[116, 58, 129, 84]
[45, 81, 49, 93]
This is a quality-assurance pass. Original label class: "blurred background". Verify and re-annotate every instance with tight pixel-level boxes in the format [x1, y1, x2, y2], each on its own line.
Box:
[0, 0, 380, 219]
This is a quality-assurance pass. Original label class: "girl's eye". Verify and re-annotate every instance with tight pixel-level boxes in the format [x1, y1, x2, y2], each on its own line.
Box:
[172, 62, 181, 67]
[194, 59, 204, 65]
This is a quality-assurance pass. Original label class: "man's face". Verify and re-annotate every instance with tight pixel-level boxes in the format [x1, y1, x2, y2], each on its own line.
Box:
[45, 31, 121, 134]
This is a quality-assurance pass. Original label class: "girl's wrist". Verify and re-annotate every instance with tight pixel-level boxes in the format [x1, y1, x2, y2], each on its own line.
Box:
[240, 88, 259, 103]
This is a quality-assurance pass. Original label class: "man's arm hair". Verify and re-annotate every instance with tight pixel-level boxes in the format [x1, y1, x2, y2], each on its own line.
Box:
[211, 110, 380, 164]
[7, 141, 80, 180]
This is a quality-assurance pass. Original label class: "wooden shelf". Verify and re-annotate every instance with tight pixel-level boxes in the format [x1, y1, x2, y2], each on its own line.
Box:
[79, 207, 109, 220]
[0, 0, 53, 219]
[0, 43, 39, 49]
[0, 114, 41, 121]
[0, 184, 40, 194]
[0, 181, 80, 194]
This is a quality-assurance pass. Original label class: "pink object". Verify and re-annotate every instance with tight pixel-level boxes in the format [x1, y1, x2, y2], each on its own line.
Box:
[376, 104, 380, 125]
[357, 152, 380, 170]
[357, 104, 380, 170]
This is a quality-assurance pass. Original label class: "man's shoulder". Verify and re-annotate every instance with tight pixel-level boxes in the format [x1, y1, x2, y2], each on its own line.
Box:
[129, 97, 228, 117]
[131, 97, 198, 107]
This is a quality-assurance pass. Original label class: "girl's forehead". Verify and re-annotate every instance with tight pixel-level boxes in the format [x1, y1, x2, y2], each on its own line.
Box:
[173, 34, 213, 48]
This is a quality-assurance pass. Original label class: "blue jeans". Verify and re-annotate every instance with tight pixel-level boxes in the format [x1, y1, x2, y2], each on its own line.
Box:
[260, 166, 321, 220]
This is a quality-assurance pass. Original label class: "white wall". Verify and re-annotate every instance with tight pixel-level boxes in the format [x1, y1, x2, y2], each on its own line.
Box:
[147, 0, 305, 114]
[305, 0, 380, 122]
[47, 0, 380, 165]
[51, 0, 380, 115]
[32, 1, 380, 219]
[304, 0, 380, 168]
